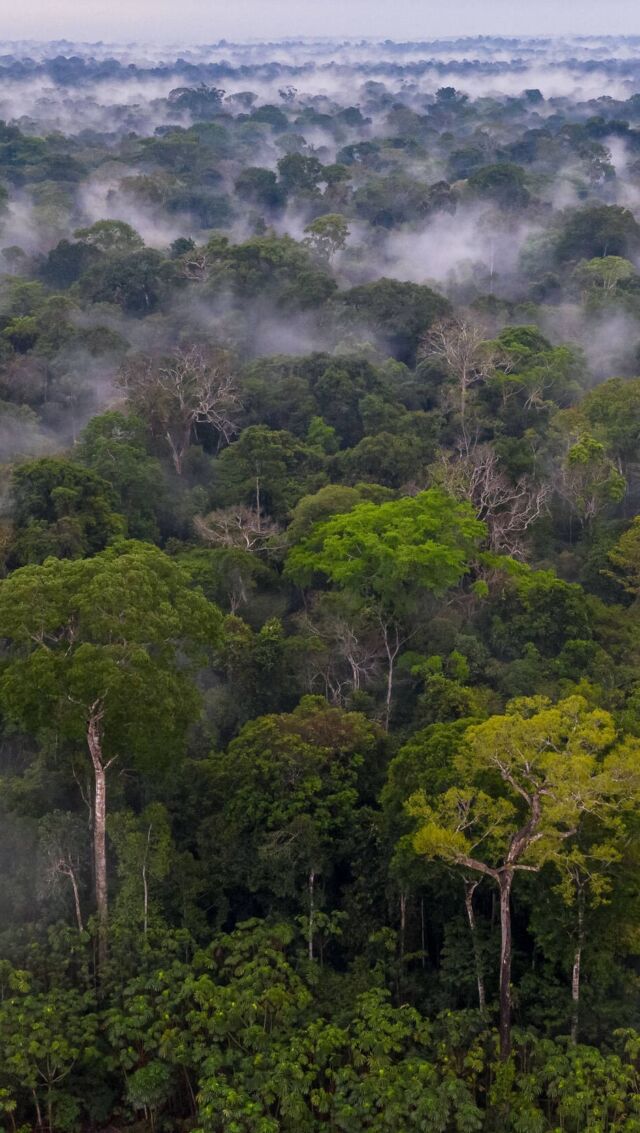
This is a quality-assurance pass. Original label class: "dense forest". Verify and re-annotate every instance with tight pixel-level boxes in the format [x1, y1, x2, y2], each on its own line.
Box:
[4, 32, 640, 1131]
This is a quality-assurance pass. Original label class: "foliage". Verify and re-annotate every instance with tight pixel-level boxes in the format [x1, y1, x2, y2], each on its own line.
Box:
[3, 37, 640, 1132]
[285, 489, 485, 613]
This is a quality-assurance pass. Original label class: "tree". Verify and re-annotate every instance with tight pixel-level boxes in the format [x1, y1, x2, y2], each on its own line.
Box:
[606, 516, 640, 597]
[484, 325, 581, 424]
[433, 442, 550, 556]
[582, 377, 640, 471]
[0, 543, 222, 967]
[286, 489, 485, 728]
[420, 318, 500, 452]
[0, 410, 46, 491]
[109, 803, 173, 937]
[193, 505, 281, 553]
[339, 279, 450, 365]
[352, 172, 436, 228]
[286, 483, 393, 545]
[234, 167, 287, 211]
[201, 697, 382, 958]
[2, 314, 39, 352]
[487, 567, 592, 660]
[217, 233, 336, 310]
[73, 219, 144, 254]
[10, 457, 125, 565]
[213, 425, 326, 520]
[550, 826, 625, 1043]
[276, 152, 323, 193]
[38, 810, 88, 933]
[176, 545, 276, 615]
[0, 974, 99, 1132]
[303, 214, 350, 262]
[339, 431, 428, 489]
[573, 255, 636, 296]
[554, 205, 640, 264]
[294, 591, 387, 706]
[466, 163, 530, 210]
[40, 238, 102, 288]
[80, 248, 167, 314]
[76, 411, 166, 541]
[119, 346, 241, 475]
[410, 695, 638, 1058]
[167, 83, 225, 116]
[559, 434, 626, 531]
[305, 357, 387, 446]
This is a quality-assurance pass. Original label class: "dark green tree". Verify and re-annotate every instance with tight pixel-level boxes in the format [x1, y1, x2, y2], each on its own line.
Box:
[0, 543, 222, 966]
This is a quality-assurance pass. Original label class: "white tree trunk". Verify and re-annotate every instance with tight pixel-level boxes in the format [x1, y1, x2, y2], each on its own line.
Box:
[464, 879, 486, 1012]
[87, 704, 108, 970]
[571, 890, 585, 1044]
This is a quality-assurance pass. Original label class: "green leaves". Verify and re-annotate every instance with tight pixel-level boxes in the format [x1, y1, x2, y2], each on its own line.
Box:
[285, 489, 485, 614]
[10, 457, 125, 566]
[410, 696, 634, 877]
[199, 698, 381, 904]
[0, 541, 223, 759]
[0, 978, 99, 1130]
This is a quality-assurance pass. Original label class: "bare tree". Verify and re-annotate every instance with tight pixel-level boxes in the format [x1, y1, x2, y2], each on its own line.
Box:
[193, 505, 281, 554]
[295, 597, 385, 707]
[180, 252, 212, 283]
[379, 614, 402, 732]
[39, 811, 87, 934]
[119, 345, 241, 475]
[435, 442, 550, 557]
[420, 318, 503, 454]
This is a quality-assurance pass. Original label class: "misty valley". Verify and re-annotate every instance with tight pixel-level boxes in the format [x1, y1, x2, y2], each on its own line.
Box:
[3, 32, 640, 1132]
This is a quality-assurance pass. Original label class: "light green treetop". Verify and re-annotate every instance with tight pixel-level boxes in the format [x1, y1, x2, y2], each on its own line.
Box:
[285, 488, 486, 616]
[410, 695, 636, 881]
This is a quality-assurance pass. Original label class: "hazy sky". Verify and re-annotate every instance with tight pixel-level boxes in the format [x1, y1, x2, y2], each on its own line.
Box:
[3, 0, 640, 43]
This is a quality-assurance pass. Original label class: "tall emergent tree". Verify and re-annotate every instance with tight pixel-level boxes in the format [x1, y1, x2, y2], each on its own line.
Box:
[409, 696, 639, 1058]
[0, 542, 222, 967]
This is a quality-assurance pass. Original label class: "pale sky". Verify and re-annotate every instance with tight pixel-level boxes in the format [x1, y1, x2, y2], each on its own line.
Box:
[3, 0, 640, 44]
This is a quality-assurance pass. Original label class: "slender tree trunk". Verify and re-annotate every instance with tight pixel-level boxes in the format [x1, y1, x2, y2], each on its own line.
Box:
[381, 620, 400, 732]
[32, 1088, 43, 1130]
[67, 866, 84, 934]
[384, 654, 394, 731]
[464, 879, 486, 1013]
[308, 869, 315, 962]
[87, 705, 108, 971]
[183, 1067, 197, 1117]
[142, 824, 152, 937]
[460, 370, 468, 454]
[166, 431, 183, 476]
[498, 871, 514, 1060]
[420, 895, 426, 969]
[571, 890, 585, 1044]
[399, 891, 406, 960]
